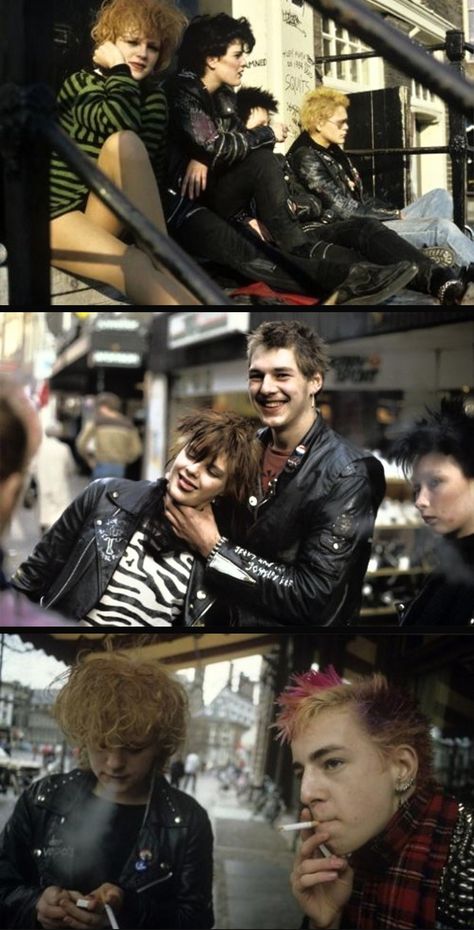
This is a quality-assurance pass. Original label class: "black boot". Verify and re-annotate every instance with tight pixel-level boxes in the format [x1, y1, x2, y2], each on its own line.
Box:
[334, 261, 418, 305]
[431, 264, 474, 305]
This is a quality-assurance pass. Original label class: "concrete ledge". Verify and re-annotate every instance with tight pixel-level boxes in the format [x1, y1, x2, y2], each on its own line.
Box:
[0, 265, 129, 306]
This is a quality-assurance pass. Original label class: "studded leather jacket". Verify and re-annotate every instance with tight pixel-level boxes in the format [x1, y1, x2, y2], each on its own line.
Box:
[165, 70, 276, 196]
[205, 416, 386, 627]
[287, 130, 400, 221]
[0, 769, 214, 929]
[438, 803, 474, 928]
[11, 478, 225, 627]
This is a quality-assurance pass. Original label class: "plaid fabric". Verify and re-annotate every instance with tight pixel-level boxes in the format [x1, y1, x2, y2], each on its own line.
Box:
[342, 790, 459, 929]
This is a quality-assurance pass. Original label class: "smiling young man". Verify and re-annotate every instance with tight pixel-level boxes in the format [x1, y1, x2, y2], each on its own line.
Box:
[165, 320, 386, 627]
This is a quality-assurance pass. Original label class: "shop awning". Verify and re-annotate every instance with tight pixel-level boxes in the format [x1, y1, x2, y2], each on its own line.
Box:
[17, 632, 280, 670]
[49, 318, 148, 394]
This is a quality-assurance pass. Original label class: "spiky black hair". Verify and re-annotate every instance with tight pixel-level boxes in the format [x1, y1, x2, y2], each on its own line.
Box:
[390, 396, 474, 478]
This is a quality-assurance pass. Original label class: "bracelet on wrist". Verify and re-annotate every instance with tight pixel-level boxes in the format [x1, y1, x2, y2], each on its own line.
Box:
[207, 536, 228, 562]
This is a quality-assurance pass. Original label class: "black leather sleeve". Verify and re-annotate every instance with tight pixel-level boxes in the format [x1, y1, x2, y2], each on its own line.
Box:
[10, 481, 103, 604]
[290, 147, 399, 220]
[205, 463, 381, 626]
[0, 792, 44, 928]
[169, 83, 276, 170]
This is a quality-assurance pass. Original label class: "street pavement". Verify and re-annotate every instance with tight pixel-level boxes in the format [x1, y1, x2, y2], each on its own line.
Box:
[193, 773, 302, 930]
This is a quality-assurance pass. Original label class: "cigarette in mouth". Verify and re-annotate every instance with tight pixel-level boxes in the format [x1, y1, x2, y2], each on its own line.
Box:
[279, 820, 319, 832]
[278, 822, 331, 858]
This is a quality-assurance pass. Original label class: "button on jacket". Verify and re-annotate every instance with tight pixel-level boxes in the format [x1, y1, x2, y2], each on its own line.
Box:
[288, 130, 400, 221]
[205, 416, 386, 627]
[10, 478, 221, 627]
[0, 769, 214, 929]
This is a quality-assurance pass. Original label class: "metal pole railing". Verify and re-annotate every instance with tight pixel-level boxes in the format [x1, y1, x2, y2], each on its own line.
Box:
[306, 0, 474, 115]
[43, 123, 232, 307]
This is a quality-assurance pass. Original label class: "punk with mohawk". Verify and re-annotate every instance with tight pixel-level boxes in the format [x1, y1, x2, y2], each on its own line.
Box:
[278, 665, 474, 930]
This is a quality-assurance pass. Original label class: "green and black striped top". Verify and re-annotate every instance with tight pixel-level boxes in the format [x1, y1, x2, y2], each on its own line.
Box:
[50, 64, 168, 219]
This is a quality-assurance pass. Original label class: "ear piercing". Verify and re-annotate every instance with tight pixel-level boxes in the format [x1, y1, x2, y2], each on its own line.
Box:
[395, 776, 415, 793]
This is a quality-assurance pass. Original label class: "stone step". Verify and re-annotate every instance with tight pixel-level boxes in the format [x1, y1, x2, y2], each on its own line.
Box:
[0, 263, 130, 306]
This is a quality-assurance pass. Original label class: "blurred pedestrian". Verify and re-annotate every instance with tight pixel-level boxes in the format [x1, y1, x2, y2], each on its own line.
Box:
[276, 665, 474, 930]
[391, 396, 474, 626]
[0, 377, 76, 627]
[0, 649, 214, 929]
[182, 752, 200, 794]
[76, 392, 143, 479]
[34, 422, 77, 534]
[170, 756, 185, 788]
[12, 410, 261, 626]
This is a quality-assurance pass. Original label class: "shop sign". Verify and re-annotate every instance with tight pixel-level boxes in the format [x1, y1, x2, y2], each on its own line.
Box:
[331, 355, 381, 384]
[168, 311, 250, 349]
[93, 317, 140, 332]
[90, 350, 142, 367]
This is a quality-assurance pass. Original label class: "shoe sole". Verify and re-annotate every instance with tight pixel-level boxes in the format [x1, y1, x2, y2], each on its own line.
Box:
[338, 263, 418, 305]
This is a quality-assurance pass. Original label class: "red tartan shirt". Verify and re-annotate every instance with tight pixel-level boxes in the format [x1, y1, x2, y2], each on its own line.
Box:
[342, 789, 459, 929]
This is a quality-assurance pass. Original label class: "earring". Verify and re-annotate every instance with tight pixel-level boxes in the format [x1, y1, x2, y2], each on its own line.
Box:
[310, 394, 315, 409]
[395, 776, 415, 808]
[395, 776, 415, 793]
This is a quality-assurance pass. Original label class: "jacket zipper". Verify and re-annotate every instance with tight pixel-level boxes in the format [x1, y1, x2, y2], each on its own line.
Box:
[41, 537, 95, 610]
[137, 872, 173, 893]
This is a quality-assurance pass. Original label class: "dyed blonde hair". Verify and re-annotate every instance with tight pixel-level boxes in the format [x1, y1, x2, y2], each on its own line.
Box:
[91, 0, 187, 72]
[53, 651, 188, 770]
[300, 87, 350, 134]
[275, 667, 435, 789]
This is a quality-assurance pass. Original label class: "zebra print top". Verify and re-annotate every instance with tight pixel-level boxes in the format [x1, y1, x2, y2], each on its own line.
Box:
[83, 524, 194, 627]
[50, 65, 168, 219]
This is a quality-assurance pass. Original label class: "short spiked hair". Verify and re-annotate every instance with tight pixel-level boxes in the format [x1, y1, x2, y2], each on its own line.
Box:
[170, 408, 261, 505]
[390, 396, 474, 479]
[247, 320, 330, 380]
[275, 666, 435, 789]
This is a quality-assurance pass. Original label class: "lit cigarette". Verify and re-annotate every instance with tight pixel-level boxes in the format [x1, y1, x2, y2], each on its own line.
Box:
[105, 904, 120, 929]
[279, 820, 319, 832]
[278, 822, 332, 858]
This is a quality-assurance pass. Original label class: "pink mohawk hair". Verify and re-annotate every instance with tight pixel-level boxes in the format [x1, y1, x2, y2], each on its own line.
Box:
[283, 665, 343, 698]
[274, 666, 344, 743]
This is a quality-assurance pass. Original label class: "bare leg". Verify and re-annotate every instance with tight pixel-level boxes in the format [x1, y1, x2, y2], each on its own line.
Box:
[85, 131, 167, 236]
[50, 132, 200, 304]
[50, 211, 197, 305]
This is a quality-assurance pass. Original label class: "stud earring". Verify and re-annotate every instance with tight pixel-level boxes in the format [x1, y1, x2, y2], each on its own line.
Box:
[395, 775, 415, 808]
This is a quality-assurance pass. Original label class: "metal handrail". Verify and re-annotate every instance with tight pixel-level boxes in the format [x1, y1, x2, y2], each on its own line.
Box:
[43, 120, 232, 307]
[306, 0, 474, 116]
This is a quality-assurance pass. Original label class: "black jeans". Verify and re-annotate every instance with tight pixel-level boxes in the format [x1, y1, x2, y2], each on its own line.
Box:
[172, 202, 365, 295]
[309, 216, 436, 293]
[208, 149, 309, 252]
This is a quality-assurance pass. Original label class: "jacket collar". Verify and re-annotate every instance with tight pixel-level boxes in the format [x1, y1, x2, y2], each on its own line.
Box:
[103, 478, 166, 515]
[35, 768, 190, 827]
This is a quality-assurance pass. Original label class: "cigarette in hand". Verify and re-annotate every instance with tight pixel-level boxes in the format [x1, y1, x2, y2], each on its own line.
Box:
[105, 903, 120, 929]
[278, 821, 331, 858]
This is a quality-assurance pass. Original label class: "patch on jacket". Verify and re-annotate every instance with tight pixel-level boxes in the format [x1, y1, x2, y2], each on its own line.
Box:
[96, 516, 130, 562]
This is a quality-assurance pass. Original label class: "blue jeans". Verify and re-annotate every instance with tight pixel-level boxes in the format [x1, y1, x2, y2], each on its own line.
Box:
[383, 189, 474, 266]
[92, 463, 126, 479]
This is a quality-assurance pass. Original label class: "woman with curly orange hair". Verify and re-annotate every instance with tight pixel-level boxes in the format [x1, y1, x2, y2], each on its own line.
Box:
[50, 0, 198, 305]
[0, 649, 214, 929]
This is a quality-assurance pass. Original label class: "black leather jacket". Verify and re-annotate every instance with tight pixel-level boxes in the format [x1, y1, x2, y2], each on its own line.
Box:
[0, 769, 213, 929]
[399, 534, 474, 627]
[205, 416, 386, 627]
[11, 478, 224, 627]
[287, 131, 400, 222]
[165, 70, 276, 195]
